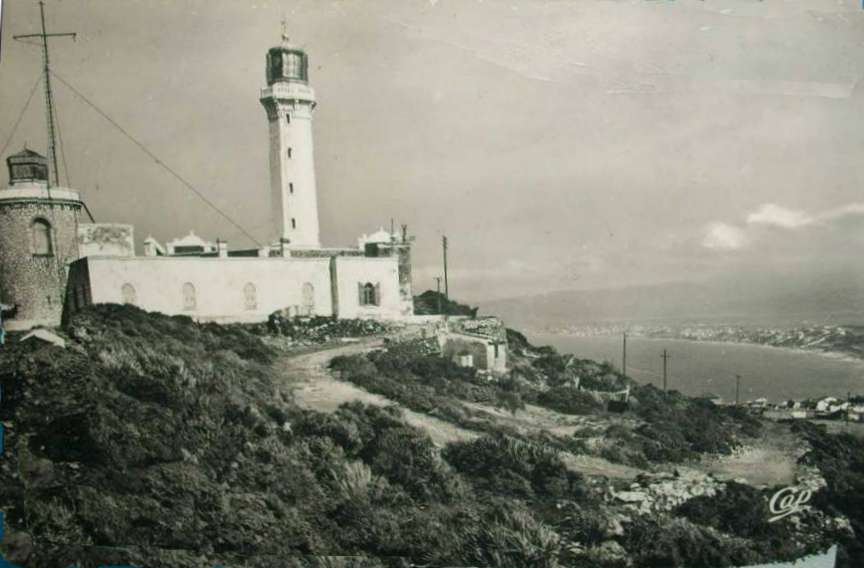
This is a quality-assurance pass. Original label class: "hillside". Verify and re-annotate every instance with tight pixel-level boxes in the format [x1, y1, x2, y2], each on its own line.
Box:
[0, 306, 859, 567]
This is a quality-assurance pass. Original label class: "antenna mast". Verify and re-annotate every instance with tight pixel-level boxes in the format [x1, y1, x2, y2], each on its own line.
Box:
[14, 0, 77, 189]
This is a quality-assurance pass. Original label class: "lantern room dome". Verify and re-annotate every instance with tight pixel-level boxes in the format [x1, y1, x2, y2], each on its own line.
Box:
[266, 45, 309, 85]
[6, 148, 48, 187]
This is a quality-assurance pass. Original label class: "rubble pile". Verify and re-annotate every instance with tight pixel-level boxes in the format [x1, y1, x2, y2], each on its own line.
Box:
[454, 317, 506, 340]
[266, 313, 390, 343]
[611, 468, 723, 515]
[384, 336, 441, 357]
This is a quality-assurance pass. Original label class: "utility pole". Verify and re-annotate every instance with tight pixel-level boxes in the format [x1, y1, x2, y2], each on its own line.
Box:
[442, 235, 449, 309]
[846, 391, 851, 430]
[622, 332, 627, 377]
[735, 374, 742, 407]
[14, 1, 77, 189]
[661, 349, 671, 391]
[433, 276, 443, 315]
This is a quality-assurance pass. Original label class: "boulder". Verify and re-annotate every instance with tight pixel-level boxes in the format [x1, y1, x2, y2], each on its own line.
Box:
[615, 490, 648, 503]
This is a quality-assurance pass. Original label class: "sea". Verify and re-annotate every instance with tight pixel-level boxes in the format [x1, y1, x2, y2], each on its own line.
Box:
[528, 332, 864, 403]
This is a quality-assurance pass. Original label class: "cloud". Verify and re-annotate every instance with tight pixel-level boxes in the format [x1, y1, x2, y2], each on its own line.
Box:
[819, 203, 864, 223]
[702, 222, 746, 251]
[746, 204, 813, 229]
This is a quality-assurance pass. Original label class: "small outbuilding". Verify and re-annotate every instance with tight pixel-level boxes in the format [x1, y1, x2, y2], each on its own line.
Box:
[20, 329, 67, 348]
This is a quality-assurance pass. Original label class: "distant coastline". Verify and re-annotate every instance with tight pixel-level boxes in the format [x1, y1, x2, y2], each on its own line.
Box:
[533, 323, 864, 364]
[529, 330, 864, 403]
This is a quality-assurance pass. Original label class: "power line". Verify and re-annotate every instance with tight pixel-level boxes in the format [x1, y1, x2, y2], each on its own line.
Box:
[53, 97, 96, 223]
[49, 70, 263, 247]
[0, 73, 42, 159]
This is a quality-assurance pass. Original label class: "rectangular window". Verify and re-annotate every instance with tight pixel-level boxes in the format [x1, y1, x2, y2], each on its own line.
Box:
[291, 218, 297, 229]
[289, 182, 294, 194]
[287, 147, 292, 159]
[286, 114, 291, 124]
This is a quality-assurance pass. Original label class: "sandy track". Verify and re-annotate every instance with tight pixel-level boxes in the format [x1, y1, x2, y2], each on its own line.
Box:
[279, 339, 477, 447]
[698, 421, 800, 486]
[277, 340, 640, 479]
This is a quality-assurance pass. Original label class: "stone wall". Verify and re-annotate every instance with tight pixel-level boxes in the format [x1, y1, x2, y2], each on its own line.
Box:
[440, 334, 490, 369]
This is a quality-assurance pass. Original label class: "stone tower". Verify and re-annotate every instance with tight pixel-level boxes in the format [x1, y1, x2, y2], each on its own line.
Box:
[0, 149, 82, 330]
[260, 31, 321, 249]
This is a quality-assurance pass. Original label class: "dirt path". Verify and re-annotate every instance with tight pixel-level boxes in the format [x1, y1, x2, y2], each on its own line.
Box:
[277, 340, 640, 479]
[697, 421, 801, 486]
[279, 339, 477, 447]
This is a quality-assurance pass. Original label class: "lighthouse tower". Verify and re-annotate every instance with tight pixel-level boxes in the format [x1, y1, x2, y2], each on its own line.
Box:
[260, 29, 321, 249]
[0, 149, 82, 330]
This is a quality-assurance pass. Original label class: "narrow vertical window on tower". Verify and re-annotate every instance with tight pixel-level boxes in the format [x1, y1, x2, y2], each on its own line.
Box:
[291, 218, 297, 229]
[285, 113, 291, 124]
[31, 219, 53, 256]
[289, 183, 294, 194]
[287, 147, 292, 159]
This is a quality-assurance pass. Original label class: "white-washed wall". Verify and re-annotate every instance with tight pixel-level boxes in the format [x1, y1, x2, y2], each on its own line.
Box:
[83, 256, 333, 323]
[333, 256, 403, 319]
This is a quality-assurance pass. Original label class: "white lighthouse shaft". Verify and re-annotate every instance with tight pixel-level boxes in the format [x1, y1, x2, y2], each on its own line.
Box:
[262, 84, 320, 248]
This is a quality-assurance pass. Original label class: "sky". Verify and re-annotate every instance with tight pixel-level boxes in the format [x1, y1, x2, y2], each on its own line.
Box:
[1, 0, 863, 303]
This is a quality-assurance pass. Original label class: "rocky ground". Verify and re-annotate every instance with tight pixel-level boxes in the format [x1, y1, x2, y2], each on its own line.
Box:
[0, 305, 856, 567]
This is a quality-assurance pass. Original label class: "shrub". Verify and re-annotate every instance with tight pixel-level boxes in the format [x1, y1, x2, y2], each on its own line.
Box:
[623, 517, 758, 568]
[443, 434, 583, 501]
[462, 506, 562, 568]
[675, 482, 776, 539]
[538, 387, 603, 415]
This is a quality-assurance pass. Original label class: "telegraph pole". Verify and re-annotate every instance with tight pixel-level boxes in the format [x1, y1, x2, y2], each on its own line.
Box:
[433, 276, 443, 314]
[14, 1, 77, 189]
[622, 332, 627, 377]
[846, 391, 851, 429]
[661, 349, 671, 391]
[735, 374, 742, 407]
[442, 235, 449, 304]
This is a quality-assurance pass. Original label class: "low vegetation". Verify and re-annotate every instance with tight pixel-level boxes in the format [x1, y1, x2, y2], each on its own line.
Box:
[334, 333, 763, 468]
[412, 290, 478, 317]
[0, 304, 854, 567]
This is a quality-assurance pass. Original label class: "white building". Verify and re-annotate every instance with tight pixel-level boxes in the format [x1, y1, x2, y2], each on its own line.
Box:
[63, 33, 414, 324]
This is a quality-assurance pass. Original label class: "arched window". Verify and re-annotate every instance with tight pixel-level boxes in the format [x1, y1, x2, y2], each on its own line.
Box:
[182, 282, 196, 311]
[121, 283, 137, 305]
[243, 282, 257, 310]
[301, 282, 315, 315]
[31, 219, 53, 256]
[358, 282, 379, 306]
